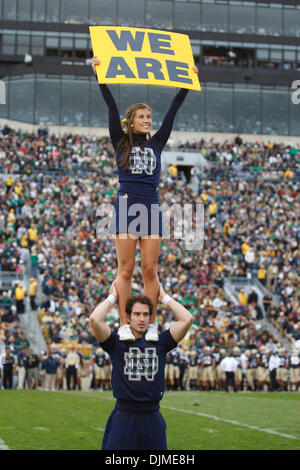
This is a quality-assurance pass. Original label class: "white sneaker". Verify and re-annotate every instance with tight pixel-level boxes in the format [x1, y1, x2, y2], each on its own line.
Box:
[145, 323, 159, 342]
[118, 324, 135, 342]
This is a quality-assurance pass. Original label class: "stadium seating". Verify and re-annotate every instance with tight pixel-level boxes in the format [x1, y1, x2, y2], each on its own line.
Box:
[0, 124, 299, 391]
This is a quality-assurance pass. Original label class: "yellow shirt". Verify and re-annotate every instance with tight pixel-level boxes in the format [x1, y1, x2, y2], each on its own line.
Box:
[8, 212, 16, 224]
[6, 177, 13, 187]
[21, 233, 28, 247]
[29, 281, 37, 296]
[257, 268, 267, 280]
[284, 170, 294, 180]
[209, 203, 217, 215]
[223, 221, 231, 235]
[241, 243, 250, 255]
[169, 165, 178, 177]
[201, 192, 208, 203]
[28, 228, 37, 241]
[15, 287, 26, 300]
[266, 249, 276, 258]
[238, 293, 248, 307]
[14, 184, 22, 195]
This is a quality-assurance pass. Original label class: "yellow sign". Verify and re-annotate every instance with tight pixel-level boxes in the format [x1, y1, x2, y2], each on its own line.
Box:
[89, 26, 201, 92]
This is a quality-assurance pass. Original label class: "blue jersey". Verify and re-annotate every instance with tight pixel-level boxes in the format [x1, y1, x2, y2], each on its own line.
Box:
[100, 330, 177, 403]
[99, 83, 188, 197]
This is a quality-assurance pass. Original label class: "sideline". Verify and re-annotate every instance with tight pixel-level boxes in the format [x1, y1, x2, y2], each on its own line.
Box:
[0, 438, 10, 450]
[71, 392, 300, 441]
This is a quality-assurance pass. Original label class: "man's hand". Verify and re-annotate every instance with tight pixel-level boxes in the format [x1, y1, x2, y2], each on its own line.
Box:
[109, 280, 119, 303]
[90, 281, 117, 343]
[192, 65, 199, 74]
[92, 56, 101, 74]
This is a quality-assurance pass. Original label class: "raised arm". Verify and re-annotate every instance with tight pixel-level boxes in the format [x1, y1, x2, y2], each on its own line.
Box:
[151, 65, 199, 152]
[158, 284, 193, 343]
[89, 282, 119, 343]
[92, 56, 123, 147]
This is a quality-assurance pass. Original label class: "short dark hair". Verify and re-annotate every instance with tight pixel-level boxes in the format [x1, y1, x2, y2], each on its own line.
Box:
[125, 295, 153, 317]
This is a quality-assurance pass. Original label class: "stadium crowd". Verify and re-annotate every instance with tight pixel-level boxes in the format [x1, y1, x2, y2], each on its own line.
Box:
[0, 124, 299, 392]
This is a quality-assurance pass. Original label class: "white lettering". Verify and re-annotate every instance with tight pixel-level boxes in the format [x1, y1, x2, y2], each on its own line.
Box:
[291, 80, 300, 104]
[106, 455, 140, 467]
[149, 455, 158, 465]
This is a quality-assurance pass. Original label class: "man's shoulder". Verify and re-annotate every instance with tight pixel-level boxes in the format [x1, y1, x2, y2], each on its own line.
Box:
[158, 329, 177, 351]
[100, 330, 118, 351]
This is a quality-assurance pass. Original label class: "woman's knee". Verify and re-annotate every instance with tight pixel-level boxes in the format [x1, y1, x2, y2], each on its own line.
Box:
[117, 264, 134, 281]
[141, 263, 158, 281]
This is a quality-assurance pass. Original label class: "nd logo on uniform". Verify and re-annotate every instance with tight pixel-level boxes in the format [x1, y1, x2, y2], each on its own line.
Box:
[124, 347, 159, 381]
[130, 147, 156, 175]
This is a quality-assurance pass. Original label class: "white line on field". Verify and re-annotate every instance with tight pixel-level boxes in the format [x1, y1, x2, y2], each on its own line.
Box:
[64, 392, 300, 441]
[0, 437, 10, 450]
[162, 406, 299, 441]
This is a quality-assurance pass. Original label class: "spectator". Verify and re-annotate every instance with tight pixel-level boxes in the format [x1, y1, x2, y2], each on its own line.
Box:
[2, 347, 15, 389]
[237, 289, 248, 307]
[5, 175, 13, 195]
[263, 290, 273, 318]
[168, 164, 178, 180]
[0, 125, 298, 378]
[15, 282, 26, 314]
[42, 350, 60, 391]
[29, 277, 38, 310]
[65, 347, 80, 390]
[17, 346, 28, 390]
[269, 349, 281, 391]
[220, 349, 238, 392]
[257, 265, 267, 286]
[26, 348, 40, 390]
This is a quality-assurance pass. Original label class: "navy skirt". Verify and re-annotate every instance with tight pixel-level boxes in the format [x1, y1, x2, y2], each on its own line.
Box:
[109, 191, 164, 237]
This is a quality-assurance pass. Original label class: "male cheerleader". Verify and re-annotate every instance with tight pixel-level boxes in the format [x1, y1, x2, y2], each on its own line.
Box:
[89, 281, 193, 450]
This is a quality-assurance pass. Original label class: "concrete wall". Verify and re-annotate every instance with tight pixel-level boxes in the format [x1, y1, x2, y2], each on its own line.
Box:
[1, 117, 300, 147]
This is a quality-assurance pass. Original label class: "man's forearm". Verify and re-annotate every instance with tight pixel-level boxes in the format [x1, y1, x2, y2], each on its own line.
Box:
[89, 296, 116, 342]
[162, 295, 193, 343]
[90, 296, 114, 323]
[163, 295, 193, 323]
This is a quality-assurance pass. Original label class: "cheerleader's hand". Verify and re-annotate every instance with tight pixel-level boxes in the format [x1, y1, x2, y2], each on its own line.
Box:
[92, 56, 101, 74]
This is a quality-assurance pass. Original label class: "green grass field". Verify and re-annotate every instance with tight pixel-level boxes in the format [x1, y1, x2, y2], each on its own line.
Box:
[0, 390, 299, 450]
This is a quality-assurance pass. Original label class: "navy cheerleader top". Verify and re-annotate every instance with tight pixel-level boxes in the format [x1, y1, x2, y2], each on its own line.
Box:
[99, 83, 189, 197]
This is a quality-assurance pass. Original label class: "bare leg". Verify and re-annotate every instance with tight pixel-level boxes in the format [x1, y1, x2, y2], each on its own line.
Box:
[114, 234, 138, 326]
[140, 236, 161, 323]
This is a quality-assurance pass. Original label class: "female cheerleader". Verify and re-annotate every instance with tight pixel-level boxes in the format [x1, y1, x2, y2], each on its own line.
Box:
[92, 56, 199, 341]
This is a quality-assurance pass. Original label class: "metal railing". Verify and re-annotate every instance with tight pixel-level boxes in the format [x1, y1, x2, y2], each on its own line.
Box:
[0, 271, 24, 283]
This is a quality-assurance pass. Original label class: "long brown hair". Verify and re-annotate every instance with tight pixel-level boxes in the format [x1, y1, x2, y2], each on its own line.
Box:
[118, 103, 152, 171]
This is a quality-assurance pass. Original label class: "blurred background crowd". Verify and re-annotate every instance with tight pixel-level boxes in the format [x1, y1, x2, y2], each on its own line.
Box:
[0, 124, 299, 391]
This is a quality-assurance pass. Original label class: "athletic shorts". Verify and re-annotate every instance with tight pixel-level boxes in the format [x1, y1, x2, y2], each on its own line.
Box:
[290, 368, 299, 383]
[256, 366, 266, 382]
[168, 364, 180, 381]
[109, 191, 163, 237]
[102, 400, 167, 450]
[277, 368, 288, 382]
[235, 367, 242, 382]
[215, 365, 224, 381]
[201, 366, 214, 382]
[96, 366, 105, 381]
[188, 366, 198, 381]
